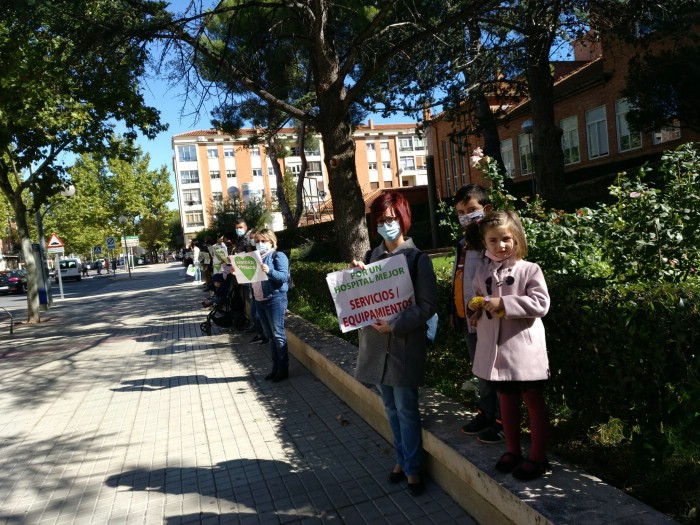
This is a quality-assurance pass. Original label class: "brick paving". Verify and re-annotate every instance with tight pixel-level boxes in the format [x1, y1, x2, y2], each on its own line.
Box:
[0, 263, 475, 525]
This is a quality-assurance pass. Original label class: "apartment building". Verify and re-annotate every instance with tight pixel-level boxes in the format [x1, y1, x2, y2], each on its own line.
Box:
[426, 34, 700, 201]
[172, 122, 427, 241]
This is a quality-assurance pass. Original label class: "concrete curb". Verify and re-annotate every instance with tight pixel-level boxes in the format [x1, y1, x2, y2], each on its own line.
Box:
[284, 313, 677, 525]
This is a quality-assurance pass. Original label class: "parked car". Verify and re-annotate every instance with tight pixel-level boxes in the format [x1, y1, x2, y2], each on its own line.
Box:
[7, 269, 27, 294]
[55, 258, 82, 282]
[0, 273, 9, 295]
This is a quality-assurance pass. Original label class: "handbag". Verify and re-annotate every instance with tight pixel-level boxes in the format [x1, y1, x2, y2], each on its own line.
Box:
[186, 264, 196, 277]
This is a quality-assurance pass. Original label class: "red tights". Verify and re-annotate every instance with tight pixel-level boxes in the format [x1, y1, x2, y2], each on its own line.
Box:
[499, 387, 549, 462]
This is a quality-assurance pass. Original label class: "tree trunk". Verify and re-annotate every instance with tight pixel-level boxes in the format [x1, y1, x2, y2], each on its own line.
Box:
[12, 195, 42, 323]
[524, 2, 566, 203]
[317, 92, 370, 262]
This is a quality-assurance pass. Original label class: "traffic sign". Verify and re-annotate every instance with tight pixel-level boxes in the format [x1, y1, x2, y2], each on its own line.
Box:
[94, 246, 102, 255]
[47, 246, 65, 255]
[47, 233, 64, 248]
[106, 236, 116, 250]
[121, 235, 140, 248]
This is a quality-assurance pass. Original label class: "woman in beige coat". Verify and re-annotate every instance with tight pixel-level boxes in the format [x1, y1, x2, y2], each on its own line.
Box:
[469, 210, 551, 481]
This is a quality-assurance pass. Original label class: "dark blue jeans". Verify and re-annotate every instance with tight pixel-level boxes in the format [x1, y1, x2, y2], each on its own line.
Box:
[379, 385, 422, 476]
[256, 294, 289, 372]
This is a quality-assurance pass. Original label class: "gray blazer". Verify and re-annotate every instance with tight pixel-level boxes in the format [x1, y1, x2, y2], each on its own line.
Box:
[355, 238, 438, 388]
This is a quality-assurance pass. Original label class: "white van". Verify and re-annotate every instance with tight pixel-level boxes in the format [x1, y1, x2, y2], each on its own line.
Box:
[56, 258, 82, 282]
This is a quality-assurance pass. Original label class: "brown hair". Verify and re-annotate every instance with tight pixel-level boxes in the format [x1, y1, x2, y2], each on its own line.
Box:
[479, 210, 528, 259]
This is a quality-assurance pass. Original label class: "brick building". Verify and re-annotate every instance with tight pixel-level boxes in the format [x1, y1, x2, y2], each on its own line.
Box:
[172, 121, 427, 241]
[425, 35, 700, 202]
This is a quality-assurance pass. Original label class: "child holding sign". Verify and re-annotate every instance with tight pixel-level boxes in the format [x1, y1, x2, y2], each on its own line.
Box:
[350, 192, 437, 497]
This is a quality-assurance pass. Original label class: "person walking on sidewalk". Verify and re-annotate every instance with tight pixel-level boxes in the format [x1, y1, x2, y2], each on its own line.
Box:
[451, 184, 504, 444]
[252, 229, 290, 382]
[350, 192, 438, 497]
[469, 210, 551, 481]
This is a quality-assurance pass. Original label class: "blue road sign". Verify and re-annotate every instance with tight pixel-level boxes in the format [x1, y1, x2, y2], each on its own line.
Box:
[94, 246, 102, 255]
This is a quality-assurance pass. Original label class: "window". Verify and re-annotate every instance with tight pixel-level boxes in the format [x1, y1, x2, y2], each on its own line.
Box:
[382, 161, 391, 170]
[182, 189, 201, 204]
[442, 141, 451, 195]
[450, 140, 459, 189]
[180, 170, 199, 184]
[413, 136, 426, 149]
[226, 169, 236, 178]
[586, 105, 609, 159]
[500, 139, 515, 176]
[210, 170, 221, 179]
[518, 134, 533, 175]
[212, 192, 223, 202]
[308, 161, 322, 177]
[399, 137, 413, 152]
[399, 157, 415, 170]
[366, 142, 376, 151]
[616, 99, 642, 152]
[252, 168, 262, 177]
[185, 212, 204, 227]
[207, 148, 219, 159]
[653, 120, 681, 144]
[288, 164, 301, 174]
[251, 146, 260, 157]
[268, 167, 275, 177]
[380, 141, 389, 150]
[178, 145, 197, 162]
[560, 116, 580, 165]
[368, 162, 377, 170]
[223, 147, 234, 158]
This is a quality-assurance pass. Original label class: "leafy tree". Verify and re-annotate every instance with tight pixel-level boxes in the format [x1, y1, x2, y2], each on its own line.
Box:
[150, 0, 502, 261]
[0, 0, 165, 322]
[44, 145, 173, 261]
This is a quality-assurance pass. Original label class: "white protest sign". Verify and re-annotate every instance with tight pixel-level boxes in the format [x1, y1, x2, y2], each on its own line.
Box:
[326, 255, 415, 333]
[210, 246, 229, 273]
[229, 251, 268, 283]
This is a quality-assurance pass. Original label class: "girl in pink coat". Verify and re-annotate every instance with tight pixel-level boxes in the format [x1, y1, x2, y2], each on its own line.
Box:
[469, 210, 551, 481]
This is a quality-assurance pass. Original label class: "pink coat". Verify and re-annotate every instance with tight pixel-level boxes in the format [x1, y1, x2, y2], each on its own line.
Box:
[471, 258, 550, 382]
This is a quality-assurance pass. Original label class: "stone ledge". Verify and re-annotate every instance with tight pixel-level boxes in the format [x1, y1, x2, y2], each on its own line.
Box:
[284, 313, 677, 525]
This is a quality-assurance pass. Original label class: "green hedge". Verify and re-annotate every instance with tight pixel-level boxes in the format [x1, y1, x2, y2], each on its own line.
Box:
[288, 259, 700, 458]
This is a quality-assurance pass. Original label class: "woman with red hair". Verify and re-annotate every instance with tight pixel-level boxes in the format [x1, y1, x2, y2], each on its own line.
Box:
[350, 191, 438, 496]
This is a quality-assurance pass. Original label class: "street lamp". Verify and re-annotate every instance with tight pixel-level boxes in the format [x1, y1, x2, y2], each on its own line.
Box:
[36, 184, 76, 308]
[118, 215, 132, 279]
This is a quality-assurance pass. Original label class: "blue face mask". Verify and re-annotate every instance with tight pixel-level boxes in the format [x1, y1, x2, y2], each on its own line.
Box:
[377, 221, 401, 242]
[235, 228, 245, 237]
[256, 242, 272, 255]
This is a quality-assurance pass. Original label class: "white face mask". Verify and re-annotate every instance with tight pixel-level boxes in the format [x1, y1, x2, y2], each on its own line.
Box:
[458, 209, 484, 227]
[256, 241, 272, 255]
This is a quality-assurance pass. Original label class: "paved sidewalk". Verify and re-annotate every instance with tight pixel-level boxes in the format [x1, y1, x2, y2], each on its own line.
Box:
[0, 263, 475, 525]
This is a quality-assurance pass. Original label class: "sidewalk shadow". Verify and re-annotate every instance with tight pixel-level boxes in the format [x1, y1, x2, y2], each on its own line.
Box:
[110, 374, 248, 392]
[105, 459, 334, 522]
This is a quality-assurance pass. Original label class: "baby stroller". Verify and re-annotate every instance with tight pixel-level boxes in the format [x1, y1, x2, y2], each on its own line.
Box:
[200, 274, 248, 335]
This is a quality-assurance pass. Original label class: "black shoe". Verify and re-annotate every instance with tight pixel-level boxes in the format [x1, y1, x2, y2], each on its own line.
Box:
[387, 470, 406, 484]
[250, 334, 263, 343]
[271, 369, 288, 382]
[407, 479, 425, 497]
[512, 458, 550, 481]
[460, 410, 494, 435]
[264, 369, 278, 381]
[495, 452, 523, 474]
[477, 422, 506, 444]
